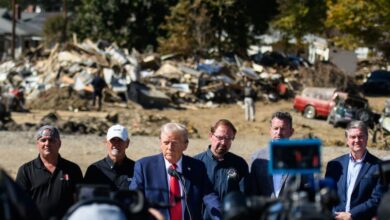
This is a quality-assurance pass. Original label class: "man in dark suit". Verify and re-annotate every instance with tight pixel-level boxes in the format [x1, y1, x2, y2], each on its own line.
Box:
[325, 120, 384, 220]
[129, 122, 221, 220]
[248, 111, 310, 197]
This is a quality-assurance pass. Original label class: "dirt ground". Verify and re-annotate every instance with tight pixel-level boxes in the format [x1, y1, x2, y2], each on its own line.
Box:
[1, 97, 390, 179]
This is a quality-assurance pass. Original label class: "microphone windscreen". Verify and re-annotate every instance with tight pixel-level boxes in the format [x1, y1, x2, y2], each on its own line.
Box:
[168, 168, 175, 177]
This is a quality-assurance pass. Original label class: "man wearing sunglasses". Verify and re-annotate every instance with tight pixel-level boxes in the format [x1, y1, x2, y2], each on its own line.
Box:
[194, 119, 249, 219]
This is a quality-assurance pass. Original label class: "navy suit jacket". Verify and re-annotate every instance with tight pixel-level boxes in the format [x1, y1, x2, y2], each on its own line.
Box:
[325, 151, 383, 220]
[129, 154, 221, 220]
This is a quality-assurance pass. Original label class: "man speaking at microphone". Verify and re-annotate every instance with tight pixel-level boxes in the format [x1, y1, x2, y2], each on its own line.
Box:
[130, 122, 221, 220]
[194, 119, 248, 219]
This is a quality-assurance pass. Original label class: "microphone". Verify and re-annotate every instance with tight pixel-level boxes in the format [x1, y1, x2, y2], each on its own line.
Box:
[168, 168, 182, 203]
[168, 167, 180, 179]
[168, 166, 193, 220]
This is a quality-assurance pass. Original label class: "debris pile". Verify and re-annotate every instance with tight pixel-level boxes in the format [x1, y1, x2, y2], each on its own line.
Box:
[0, 39, 362, 135]
[0, 39, 320, 111]
[26, 87, 90, 111]
[300, 62, 354, 90]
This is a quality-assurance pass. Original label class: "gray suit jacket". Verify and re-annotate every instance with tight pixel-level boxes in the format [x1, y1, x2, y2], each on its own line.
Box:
[247, 158, 293, 197]
[247, 148, 311, 197]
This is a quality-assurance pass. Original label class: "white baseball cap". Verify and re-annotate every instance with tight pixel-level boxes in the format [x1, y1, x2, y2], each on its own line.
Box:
[106, 124, 128, 141]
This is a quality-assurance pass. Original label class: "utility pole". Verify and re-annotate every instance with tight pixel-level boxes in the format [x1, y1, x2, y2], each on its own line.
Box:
[62, 0, 67, 43]
[11, 0, 16, 59]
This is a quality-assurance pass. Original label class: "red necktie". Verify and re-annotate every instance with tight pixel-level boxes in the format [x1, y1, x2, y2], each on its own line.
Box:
[169, 164, 182, 220]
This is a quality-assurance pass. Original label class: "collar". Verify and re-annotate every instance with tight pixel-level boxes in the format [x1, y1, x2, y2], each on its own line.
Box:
[33, 154, 61, 169]
[349, 150, 367, 163]
[164, 156, 183, 173]
[104, 155, 129, 169]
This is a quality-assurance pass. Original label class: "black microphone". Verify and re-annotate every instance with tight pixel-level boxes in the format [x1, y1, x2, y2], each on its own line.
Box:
[167, 167, 193, 220]
[167, 168, 182, 203]
[168, 167, 180, 179]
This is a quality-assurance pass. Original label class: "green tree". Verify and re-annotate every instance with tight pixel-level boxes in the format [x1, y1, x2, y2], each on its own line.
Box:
[0, 0, 11, 8]
[43, 14, 67, 47]
[206, 0, 250, 55]
[71, 0, 177, 51]
[247, 0, 278, 36]
[159, 0, 277, 56]
[158, 0, 214, 56]
[37, 0, 81, 12]
[271, 0, 327, 51]
[325, 0, 390, 57]
[0, 0, 29, 10]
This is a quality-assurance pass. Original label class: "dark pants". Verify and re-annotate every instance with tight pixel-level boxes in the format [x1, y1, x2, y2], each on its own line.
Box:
[92, 91, 103, 110]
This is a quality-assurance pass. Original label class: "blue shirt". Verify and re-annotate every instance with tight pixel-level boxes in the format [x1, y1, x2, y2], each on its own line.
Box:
[194, 146, 249, 199]
[346, 152, 367, 212]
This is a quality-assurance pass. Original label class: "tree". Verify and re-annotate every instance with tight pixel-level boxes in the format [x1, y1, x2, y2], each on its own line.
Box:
[325, 0, 390, 57]
[43, 14, 68, 47]
[247, 0, 278, 36]
[271, 0, 327, 51]
[0, 0, 11, 8]
[71, 0, 177, 51]
[159, 0, 277, 57]
[0, 0, 30, 9]
[206, 0, 250, 55]
[37, 0, 81, 12]
[158, 0, 214, 56]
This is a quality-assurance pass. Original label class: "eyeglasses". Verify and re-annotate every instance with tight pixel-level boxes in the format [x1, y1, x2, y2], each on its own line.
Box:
[213, 134, 234, 142]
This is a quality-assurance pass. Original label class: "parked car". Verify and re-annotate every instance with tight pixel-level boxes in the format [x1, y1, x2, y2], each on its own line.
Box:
[327, 95, 378, 128]
[361, 70, 390, 95]
[293, 87, 339, 119]
[372, 99, 390, 147]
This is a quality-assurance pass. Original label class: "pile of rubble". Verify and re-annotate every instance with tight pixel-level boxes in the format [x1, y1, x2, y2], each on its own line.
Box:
[0, 39, 319, 111]
[0, 39, 359, 133]
[0, 108, 201, 138]
[300, 61, 356, 91]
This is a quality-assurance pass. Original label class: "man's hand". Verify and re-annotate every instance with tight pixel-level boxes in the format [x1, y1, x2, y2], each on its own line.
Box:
[148, 208, 165, 220]
[335, 212, 352, 220]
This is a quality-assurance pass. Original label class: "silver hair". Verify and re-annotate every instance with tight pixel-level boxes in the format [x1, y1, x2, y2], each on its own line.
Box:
[345, 120, 368, 137]
[160, 122, 189, 142]
[35, 125, 60, 140]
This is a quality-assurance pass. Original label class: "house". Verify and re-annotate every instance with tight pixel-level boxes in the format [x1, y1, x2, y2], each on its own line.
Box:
[0, 7, 60, 60]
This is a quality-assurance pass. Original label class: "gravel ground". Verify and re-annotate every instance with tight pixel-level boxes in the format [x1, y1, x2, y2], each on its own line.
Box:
[1, 131, 389, 179]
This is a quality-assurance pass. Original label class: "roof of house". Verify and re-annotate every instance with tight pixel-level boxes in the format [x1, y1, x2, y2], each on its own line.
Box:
[0, 8, 60, 36]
